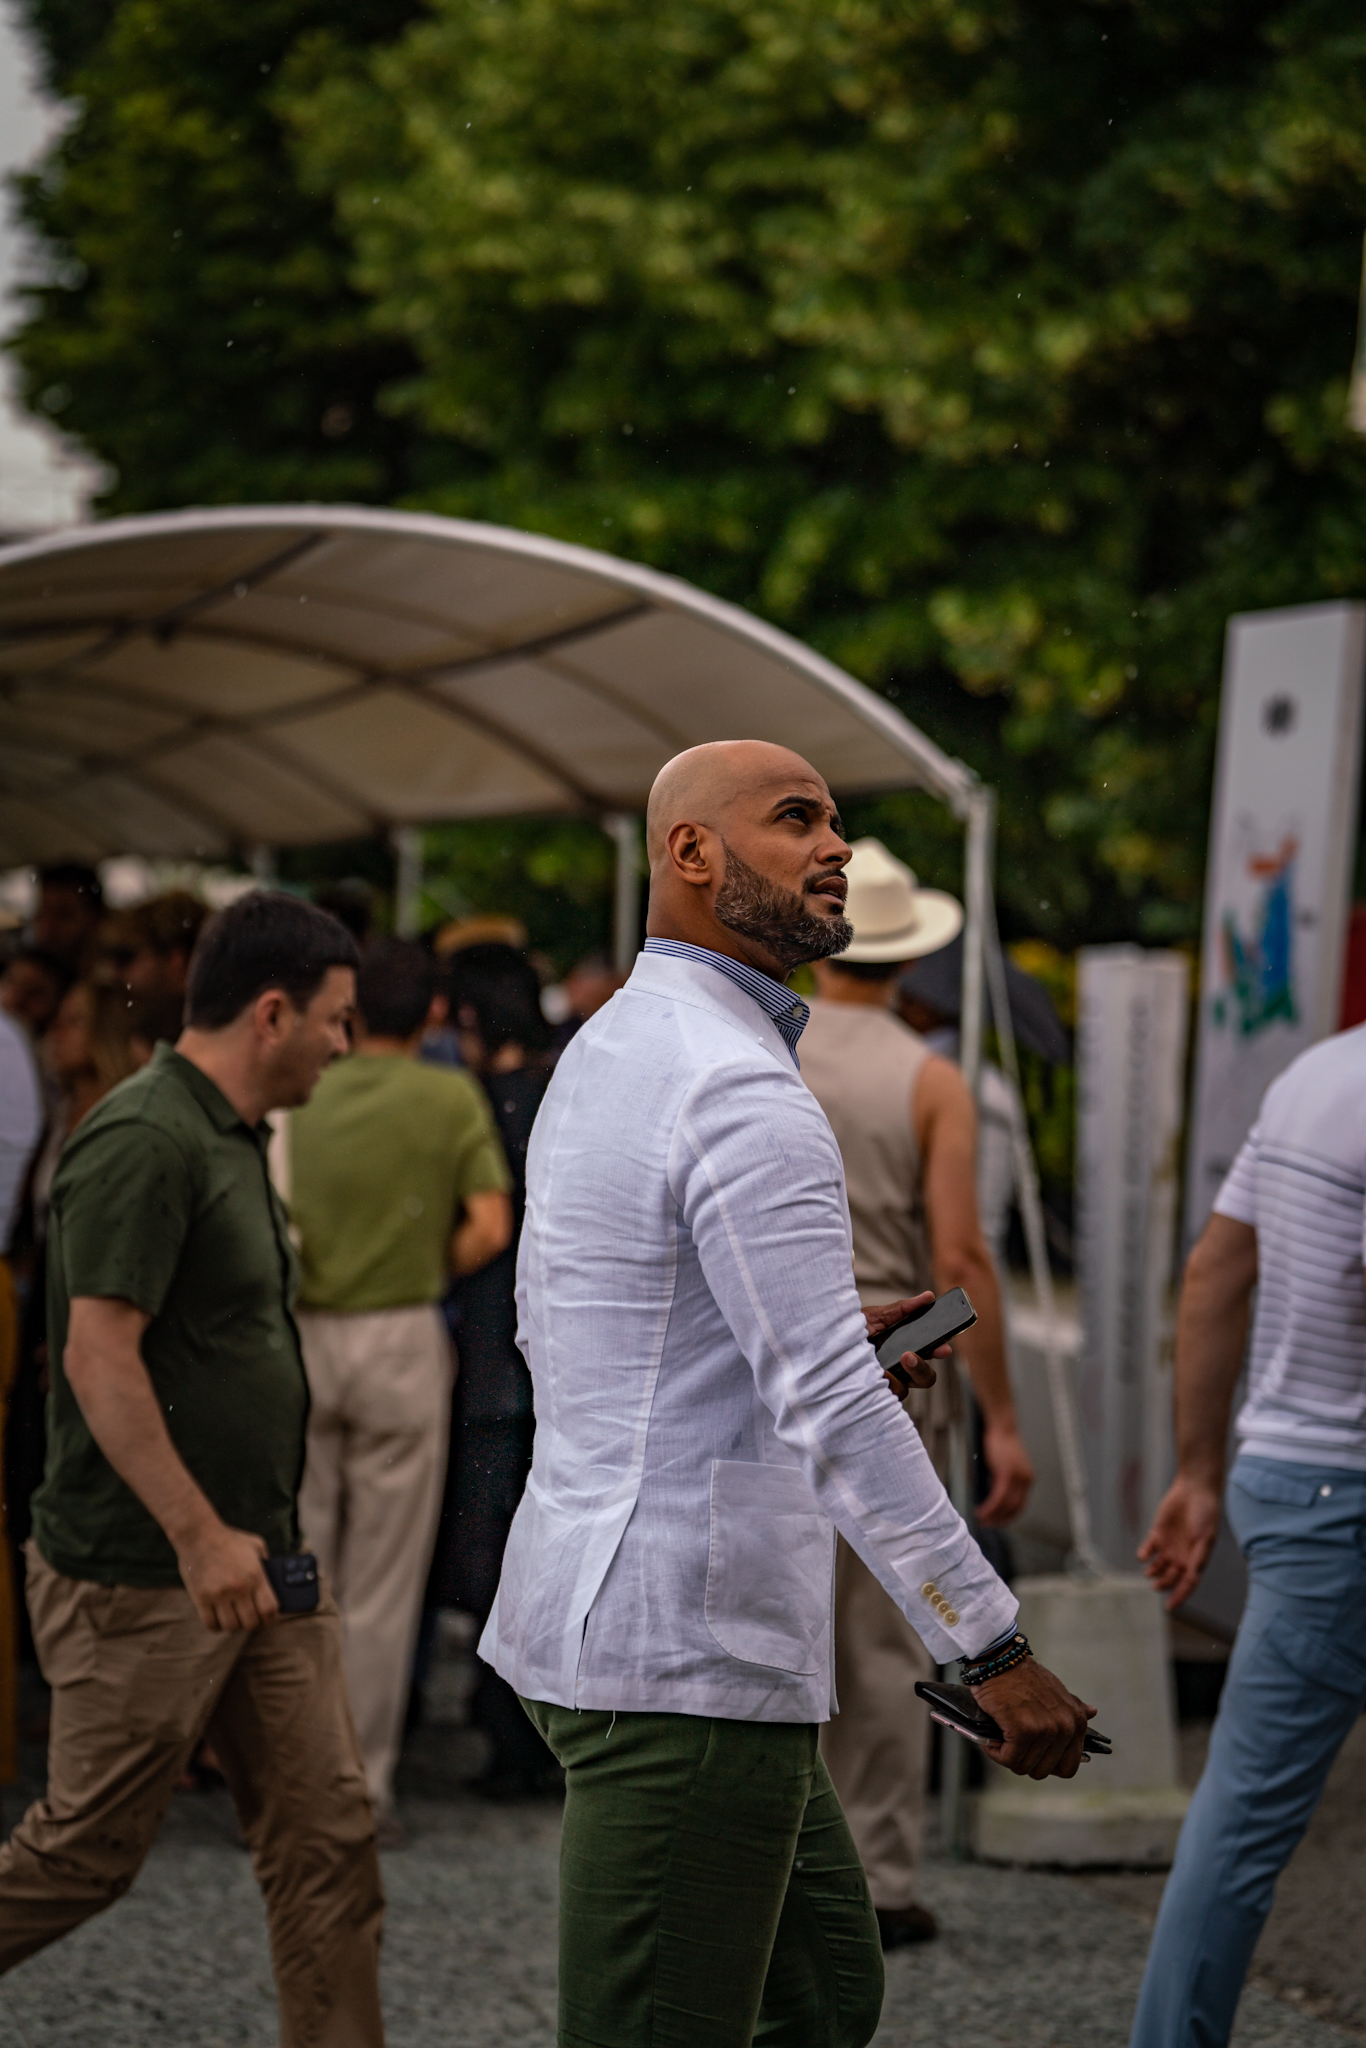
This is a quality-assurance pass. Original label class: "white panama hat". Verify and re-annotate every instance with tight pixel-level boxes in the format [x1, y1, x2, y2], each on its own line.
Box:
[838, 838, 964, 964]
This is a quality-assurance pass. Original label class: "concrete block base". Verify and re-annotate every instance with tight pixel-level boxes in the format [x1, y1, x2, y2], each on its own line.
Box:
[976, 1785, 1190, 1868]
[973, 1571, 1189, 1868]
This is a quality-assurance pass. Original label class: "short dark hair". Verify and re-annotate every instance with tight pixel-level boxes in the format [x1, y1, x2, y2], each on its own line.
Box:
[185, 891, 360, 1030]
[356, 939, 435, 1040]
[38, 862, 104, 907]
[446, 943, 550, 1056]
[6, 944, 76, 998]
[313, 880, 375, 944]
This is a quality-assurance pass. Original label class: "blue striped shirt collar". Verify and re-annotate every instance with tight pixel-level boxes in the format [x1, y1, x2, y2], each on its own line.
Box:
[642, 938, 809, 1066]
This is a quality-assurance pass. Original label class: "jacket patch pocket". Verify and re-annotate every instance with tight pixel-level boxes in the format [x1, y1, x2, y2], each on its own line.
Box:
[704, 1460, 834, 1674]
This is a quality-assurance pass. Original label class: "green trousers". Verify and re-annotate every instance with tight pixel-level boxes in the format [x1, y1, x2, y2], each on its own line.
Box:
[523, 1700, 884, 2048]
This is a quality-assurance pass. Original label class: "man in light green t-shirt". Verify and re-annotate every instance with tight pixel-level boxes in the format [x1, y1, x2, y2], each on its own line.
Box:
[289, 939, 512, 1826]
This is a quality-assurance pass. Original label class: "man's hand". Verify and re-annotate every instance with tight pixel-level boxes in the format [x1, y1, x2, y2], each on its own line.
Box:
[977, 1420, 1033, 1527]
[975, 1658, 1094, 1779]
[862, 1294, 944, 1393]
[65, 1298, 281, 1634]
[176, 1520, 279, 1633]
[1138, 1474, 1222, 1610]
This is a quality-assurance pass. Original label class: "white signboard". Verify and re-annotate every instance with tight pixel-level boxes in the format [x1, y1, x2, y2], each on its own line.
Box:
[1186, 603, 1366, 1239]
[1075, 948, 1189, 1571]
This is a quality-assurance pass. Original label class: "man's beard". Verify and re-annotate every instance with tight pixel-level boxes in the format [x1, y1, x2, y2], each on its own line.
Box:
[714, 843, 853, 971]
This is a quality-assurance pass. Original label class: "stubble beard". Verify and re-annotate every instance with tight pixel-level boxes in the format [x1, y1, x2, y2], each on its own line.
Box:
[714, 843, 853, 972]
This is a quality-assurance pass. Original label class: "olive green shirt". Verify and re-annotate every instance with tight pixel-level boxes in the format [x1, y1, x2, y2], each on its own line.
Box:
[34, 1044, 308, 1588]
[289, 1054, 511, 1313]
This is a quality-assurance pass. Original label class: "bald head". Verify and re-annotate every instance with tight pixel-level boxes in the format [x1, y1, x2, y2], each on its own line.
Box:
[643, 740, 853, 977]
[645, 742, 826, 867]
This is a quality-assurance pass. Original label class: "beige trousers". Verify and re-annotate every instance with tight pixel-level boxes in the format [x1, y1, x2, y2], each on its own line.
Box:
[297, 1304, 453, 1818]
[819, 1393, 955, 1911]
[0, 1545, 384, 2046]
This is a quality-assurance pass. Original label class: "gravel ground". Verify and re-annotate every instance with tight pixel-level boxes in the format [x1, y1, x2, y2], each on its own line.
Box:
[1080, 1716, 1366, 2043]
[0, 1639, 1361, 2048]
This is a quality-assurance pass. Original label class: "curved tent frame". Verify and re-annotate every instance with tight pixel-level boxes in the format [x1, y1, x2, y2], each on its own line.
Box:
[0, 504, 974, 870]
[0, 504, 1094, 1591]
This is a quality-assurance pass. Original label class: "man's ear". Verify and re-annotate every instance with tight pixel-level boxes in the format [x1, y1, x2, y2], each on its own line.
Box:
[253, 988, 292, 1044]
[666, 819, 718, 889]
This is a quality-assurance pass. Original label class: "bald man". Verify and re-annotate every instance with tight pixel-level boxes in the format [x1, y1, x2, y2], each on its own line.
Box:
[481, 742, 1092, 2048]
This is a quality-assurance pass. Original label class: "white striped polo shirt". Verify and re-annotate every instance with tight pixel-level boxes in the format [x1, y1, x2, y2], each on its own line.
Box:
[1216, 1023, 1366, 1469]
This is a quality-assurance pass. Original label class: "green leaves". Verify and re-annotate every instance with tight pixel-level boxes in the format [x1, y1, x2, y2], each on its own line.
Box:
[9, 0, 425, 512]
[12, 0, 1366, 948]
[282, 0, 1366, 937]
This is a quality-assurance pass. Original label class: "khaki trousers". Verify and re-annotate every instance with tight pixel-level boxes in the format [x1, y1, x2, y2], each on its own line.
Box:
[819, 1396, 954, 1912]
[297, 1304, 452, 1818]
[0, 1545, 384, 2046]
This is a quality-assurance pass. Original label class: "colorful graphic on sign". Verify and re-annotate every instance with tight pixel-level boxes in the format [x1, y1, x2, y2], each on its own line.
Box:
[1212, 836, 1298, 1038]
[1186, 603, 1365, 1246]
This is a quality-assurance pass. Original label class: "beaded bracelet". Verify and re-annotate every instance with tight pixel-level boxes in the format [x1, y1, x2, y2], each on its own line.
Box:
[960, 1631, 1031, 1687]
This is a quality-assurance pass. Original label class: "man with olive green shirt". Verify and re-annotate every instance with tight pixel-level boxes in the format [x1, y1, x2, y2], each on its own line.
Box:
[290, 938, 511, 1825]
[0, 891, 384, 2048]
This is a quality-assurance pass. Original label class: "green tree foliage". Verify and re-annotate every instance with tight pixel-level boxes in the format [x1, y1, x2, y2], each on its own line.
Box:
[421, 817, 616, 968]
[272, 817, 616, 967]
[277, 0, 1366, 942]
[9, 0, 426, 511]
[12, 0, 1366, 944]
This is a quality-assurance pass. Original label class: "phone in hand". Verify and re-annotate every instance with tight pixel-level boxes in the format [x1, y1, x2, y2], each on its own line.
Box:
[876, 1288, 978, 1381]
[915, 1679, 1112, 1757]
[262, 1552, 320, 1614]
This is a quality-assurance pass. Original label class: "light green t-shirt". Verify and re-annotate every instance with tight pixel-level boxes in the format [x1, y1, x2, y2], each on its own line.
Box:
[289, 1055, 511, 1313]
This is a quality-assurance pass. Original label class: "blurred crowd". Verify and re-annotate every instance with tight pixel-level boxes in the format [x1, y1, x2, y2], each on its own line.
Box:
[0, 872, 210, 1679]
[0, 861, 628, 1798]
[0, 854, 1059, 1855]
[0, 856, 1047, 1827]
[0, 827, 1096, 2048]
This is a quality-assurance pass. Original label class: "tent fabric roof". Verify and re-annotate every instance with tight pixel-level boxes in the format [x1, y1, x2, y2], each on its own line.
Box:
[0, 505, 974, 866]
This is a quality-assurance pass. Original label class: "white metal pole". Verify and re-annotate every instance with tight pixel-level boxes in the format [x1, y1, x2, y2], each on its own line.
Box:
[603, 813, 642, 974]
[392, 826, 423, 938]
[941, 782, 993, 1859]
[982, 894, 1103, 1576]
[959, 786, 993, 1103]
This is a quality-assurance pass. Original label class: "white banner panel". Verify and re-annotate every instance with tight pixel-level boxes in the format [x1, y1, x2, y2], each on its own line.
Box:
[1076, 947, 1189, 1571]
[1186, 602, 1365, 1238]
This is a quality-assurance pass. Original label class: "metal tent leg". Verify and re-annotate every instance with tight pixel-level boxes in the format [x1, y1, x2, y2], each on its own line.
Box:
[940, 785, 994, 1858]
[392, 826, 424, 938]
[942, 786, 1102, 1858]
[981, 902, 1101, 1578]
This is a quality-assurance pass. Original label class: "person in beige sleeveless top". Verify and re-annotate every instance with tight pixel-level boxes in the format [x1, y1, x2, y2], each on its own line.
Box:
[801, 839, 1033, 1949]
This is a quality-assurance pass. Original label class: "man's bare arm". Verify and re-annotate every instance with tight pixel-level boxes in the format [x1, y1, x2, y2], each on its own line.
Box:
[451, 1189, 513, 1276]
[1138, 1214, 1258, 1608]
[63, 1297, 279, 1632]
[915, 1057, 1033, 1525]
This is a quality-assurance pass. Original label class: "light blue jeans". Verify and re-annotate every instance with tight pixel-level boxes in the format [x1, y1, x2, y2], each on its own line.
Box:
[1129, 1455, 1366, 2048]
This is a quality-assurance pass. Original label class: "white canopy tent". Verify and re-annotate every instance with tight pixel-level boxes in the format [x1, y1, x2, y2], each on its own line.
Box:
[0, 504, 1094, 1576]
[0, 504, 973, 852]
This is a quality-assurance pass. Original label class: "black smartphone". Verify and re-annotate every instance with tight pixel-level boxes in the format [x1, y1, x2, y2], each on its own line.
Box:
[876, 1287, 978, 1373]
[914, 1680, 1112, 1757]
[262, 1552, 320, 1615]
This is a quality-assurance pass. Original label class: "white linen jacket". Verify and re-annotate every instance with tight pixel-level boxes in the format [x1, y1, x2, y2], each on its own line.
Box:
[480, 950, 1018, 1722]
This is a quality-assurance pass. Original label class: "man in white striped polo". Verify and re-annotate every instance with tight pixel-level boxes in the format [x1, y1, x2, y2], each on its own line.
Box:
[1131, 1021, 1366, 2048]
